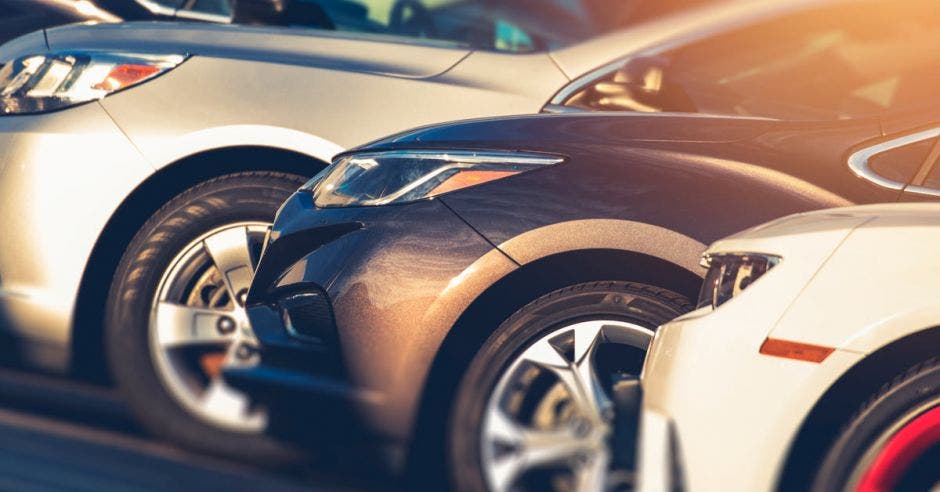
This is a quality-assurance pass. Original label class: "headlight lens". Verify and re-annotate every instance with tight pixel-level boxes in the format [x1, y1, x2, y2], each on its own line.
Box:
[0, 51, 187, 115]
[697, 253, 781, 309]
[304, 150, 564, 208]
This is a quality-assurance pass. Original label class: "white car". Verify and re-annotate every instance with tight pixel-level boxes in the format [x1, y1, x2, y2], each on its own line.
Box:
[638, 203, 940, 492]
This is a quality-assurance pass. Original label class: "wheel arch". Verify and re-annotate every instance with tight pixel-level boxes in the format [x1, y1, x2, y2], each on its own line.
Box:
[776, 325, 940, 491]
[70, 145, 329, 382]
[407, 246, 703, 482]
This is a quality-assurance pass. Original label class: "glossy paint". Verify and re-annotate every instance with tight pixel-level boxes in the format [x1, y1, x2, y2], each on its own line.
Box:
[0, 0, 826, 373]
[236, 112, 939, 453]
[639, 203, 940, 491]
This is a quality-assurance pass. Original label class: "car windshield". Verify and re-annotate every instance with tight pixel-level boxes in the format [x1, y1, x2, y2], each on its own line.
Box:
[189, 0, 716, 53]
[565, 0, 940, 120]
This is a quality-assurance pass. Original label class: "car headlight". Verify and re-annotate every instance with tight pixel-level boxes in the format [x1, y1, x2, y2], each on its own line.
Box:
[303, 150, 565, 208]
[0, 51, 187, 115]
[697, 252, 781, 309]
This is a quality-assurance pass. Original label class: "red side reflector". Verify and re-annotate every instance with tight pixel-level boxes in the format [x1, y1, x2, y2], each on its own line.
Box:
[759, 338, 834, 363]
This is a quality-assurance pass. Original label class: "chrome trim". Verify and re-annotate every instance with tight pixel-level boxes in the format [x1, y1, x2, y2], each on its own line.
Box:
[176, 9, 232, 23]
[548, 56, 628, 107]
[134, 0, 232, 23]
[540, 104, 588, 114]
[901, 185, 940, 198]
[134, 0, 177, 17]
[846, 127, 940, 191]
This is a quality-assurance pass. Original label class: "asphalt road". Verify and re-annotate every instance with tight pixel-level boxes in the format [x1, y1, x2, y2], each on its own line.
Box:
[0, 369, 375, 492]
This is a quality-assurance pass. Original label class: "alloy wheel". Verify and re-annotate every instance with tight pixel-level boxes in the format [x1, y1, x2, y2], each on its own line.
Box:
[850, 398, 940, 492]
[481, 319, 653, 492]
[149, 222, 269, 432]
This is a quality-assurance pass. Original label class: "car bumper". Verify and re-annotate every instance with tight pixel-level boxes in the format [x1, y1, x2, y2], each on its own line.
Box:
[638, 307, 864, 492]
[225, 192, 518, 443]
[0, 103, 152, 371]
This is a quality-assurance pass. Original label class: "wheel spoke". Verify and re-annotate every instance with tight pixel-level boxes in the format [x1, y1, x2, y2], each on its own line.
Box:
[519, 427, 585, 468]
[574, 449, 611, 492]
[572, 322, 604, 365]
[574, 354, 613, 420]
[572, 323, 614, 418]
[203, 226, 255, 300]
[482, 320, 645, 492]
[485, 407, 525, 446]
[154, 302, 236, 348]
[519, 336, 570, 369]
[200, 379, 250, 422]
[485, 409, 585, 492]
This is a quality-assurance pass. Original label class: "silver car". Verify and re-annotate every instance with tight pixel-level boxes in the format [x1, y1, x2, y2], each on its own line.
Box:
[0, 0, 814, 461]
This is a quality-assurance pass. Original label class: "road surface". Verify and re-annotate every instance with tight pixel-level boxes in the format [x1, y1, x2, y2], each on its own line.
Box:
[0, 368, 379, 492]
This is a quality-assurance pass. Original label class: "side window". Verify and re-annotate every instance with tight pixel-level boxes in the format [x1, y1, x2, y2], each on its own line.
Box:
[868, 138, 935, 185]
[186, 0, 546, 52]
[849, 131, 939, 192]
[562, 0, 940, 120]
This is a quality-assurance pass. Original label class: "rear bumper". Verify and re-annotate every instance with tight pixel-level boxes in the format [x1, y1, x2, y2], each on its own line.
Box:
[227, 192, 517, 442]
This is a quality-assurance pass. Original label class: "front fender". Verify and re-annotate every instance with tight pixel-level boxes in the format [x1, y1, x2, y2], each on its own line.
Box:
[497, 219, 707, 276]
[143, 124, 344, 170]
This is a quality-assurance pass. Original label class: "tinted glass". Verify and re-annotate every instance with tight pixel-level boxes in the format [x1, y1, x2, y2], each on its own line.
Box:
[187, 0, 712, 52]
[566, 0, 940, 119]
[0, 0, 95, 45]
[189, 0, 230, 15]
[870, 138, 934, 185]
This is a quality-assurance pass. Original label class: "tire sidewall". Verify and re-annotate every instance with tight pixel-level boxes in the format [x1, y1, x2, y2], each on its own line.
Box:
[448, 282, 691, 492]
[105, 172, 305, 463]
[812, 360, 940, 492]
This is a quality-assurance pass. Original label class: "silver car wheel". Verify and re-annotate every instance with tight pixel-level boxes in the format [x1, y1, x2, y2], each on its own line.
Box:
[481, 319, 654, 492]
[149, 222, 269, 432]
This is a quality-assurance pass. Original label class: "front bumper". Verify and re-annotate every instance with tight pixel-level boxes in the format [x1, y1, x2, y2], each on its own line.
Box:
[637, 307, 864, 492]
[225, 192, 517, 443]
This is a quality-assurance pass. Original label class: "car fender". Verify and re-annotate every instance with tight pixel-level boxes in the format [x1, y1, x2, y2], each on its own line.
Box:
[496, 218, 707, 276]
[769, 217, 940, 353]
[143, 124, 344, 169]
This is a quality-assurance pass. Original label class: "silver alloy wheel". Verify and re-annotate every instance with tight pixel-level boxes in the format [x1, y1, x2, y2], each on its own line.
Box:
[481, 319, 654, 492]
[149, 222, 269, 432]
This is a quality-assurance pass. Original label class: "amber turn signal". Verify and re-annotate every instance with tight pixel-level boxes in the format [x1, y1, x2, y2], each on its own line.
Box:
[759, 338, 834, 363]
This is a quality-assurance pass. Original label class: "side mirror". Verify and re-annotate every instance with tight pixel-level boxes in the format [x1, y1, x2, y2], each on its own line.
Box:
[231, 0, 289, 25]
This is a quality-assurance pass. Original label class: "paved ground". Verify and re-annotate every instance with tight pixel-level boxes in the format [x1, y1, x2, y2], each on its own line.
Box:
[0, 369, 374, 492]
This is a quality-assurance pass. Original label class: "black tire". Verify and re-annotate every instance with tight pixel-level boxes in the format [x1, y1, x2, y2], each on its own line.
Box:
[448, 281, 692, 492]
[812, 358, 940, 492]
[105, 171, 307, 464]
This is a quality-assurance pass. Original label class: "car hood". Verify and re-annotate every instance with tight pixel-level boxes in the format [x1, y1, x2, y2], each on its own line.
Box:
[43, 21, 471, 79]
[365, 112, 783, 150]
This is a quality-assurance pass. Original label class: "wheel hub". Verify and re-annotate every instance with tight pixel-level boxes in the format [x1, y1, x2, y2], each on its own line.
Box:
[481, 319, 653, 492]
[149, 222, 269, 432]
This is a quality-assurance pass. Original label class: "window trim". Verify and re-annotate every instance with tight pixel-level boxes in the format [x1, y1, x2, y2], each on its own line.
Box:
[546, 55, 628, 109]
[847, 127, 940, 193]
[134, 0, 231, 23]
